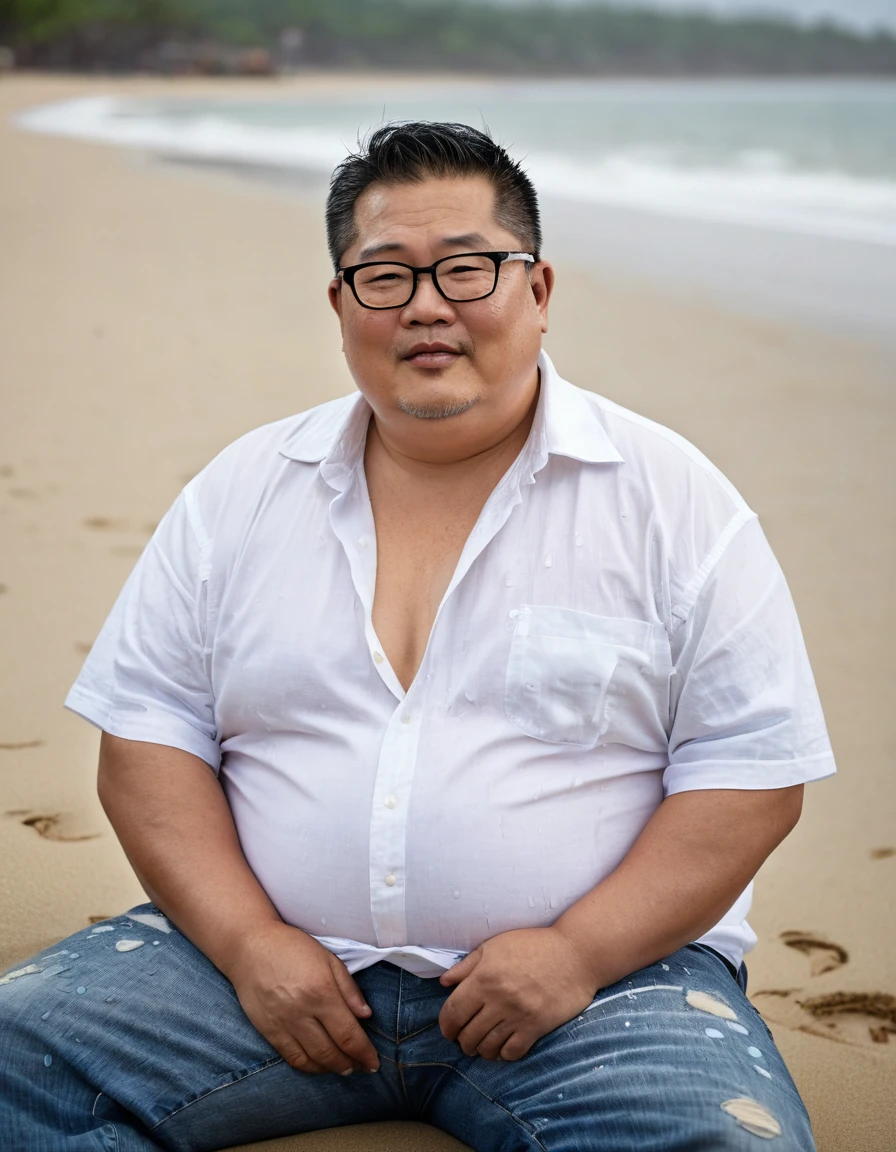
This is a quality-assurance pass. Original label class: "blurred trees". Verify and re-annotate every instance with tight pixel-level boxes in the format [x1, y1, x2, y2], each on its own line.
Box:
[2, 0, 895, 74]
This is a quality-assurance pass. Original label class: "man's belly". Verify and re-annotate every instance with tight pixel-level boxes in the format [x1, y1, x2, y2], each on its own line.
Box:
[221, 745, 666, 954]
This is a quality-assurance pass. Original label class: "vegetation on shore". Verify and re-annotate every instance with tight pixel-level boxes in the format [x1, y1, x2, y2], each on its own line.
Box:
[2, 0, 896, 75]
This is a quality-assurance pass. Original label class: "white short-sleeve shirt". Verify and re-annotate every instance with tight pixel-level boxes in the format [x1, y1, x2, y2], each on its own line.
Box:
[67, 351, 835, 974]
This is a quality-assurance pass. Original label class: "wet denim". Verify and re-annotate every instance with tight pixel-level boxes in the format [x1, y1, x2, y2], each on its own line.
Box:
[0, 904, 815, 1151]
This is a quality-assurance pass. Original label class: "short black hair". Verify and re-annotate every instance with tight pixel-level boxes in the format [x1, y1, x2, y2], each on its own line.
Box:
[326, 121, 542, 270]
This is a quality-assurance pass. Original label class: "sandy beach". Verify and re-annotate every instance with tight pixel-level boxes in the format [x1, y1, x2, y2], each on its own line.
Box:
[1, 73, 894, 1151]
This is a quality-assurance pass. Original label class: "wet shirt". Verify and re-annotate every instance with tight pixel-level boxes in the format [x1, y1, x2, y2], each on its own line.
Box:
[66, 351, 835, 974]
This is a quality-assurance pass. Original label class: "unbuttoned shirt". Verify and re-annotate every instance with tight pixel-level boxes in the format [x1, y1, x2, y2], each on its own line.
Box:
[67, 351, 835, 976]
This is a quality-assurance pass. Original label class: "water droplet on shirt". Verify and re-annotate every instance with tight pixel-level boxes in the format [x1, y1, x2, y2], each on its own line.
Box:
[544, 553, 553, 568]
[574, 534, 584, 547]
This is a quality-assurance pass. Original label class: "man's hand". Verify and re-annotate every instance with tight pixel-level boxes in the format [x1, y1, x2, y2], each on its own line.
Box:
[438, 927, 597, 1062]
[225, 921, 380, 1076]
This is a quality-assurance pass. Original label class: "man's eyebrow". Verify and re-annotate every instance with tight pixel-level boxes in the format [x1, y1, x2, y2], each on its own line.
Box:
[357, 232, 492, 261]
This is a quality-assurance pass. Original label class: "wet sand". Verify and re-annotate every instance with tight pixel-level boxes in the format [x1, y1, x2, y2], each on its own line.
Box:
[1, 73, 894, 1151]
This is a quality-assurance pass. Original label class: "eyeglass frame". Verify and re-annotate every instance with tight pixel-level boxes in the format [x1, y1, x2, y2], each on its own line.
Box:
[336, 251, 536, 310]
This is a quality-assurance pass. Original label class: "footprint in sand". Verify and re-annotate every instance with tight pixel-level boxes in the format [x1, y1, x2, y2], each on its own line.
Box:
[0, 584, 8, 596]
[753, 930, 895, 1049]
[0, 739, 44, 751]
[870, 847, 895, 860]
[83, 516, 128, 531]
[779, 930, 849, 977]
[6, 810, 100, 843]
[754, 988, 896, 1049]
[0, 465, 14, 478]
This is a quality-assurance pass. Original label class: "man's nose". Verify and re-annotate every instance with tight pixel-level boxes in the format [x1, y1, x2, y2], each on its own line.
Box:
[400, 272, 456, 325]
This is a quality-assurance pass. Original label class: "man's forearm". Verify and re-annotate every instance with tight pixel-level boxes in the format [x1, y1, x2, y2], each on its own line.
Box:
[553, 785, 804, 990]
[97, 732, 282, 978]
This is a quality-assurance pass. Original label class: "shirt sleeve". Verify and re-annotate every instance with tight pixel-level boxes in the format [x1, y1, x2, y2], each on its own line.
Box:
[64, 483, 220, 770]
[664, 514, 835, 795]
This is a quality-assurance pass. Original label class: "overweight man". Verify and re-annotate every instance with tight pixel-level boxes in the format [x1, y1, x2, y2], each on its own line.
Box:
[1, 122, 835, 1151]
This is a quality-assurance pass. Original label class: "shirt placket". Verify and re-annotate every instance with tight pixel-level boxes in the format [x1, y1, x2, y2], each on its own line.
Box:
[324, 440, 546, 949]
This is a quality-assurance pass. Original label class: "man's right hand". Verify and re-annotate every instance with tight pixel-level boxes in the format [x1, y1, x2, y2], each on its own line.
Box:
[224, 921, 380, 1076]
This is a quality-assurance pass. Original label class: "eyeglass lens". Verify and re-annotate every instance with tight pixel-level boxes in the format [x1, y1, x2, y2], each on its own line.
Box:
[352, 254, 498, 308]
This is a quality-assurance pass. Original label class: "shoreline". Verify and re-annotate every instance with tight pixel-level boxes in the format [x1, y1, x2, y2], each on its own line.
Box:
[12, 72, 896, 348]
[1, 73, 894, 1152]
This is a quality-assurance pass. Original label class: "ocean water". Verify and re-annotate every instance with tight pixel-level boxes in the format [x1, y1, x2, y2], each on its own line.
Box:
[15, 80, 896, 339]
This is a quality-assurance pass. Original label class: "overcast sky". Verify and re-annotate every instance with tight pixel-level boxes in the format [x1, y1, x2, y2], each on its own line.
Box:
[522, 1, 896, 34]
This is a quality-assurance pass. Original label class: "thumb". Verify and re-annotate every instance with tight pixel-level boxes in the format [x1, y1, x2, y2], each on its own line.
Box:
[439, 948, 482, 987]
[330, 957, 372, 1017]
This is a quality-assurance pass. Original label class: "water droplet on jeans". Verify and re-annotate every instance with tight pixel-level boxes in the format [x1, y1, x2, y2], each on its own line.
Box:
[747, 1046, 762, 1059]
[40, 1011, 50, 1020]
[705, 1027, 724, 1039]
[43, 1054, 52, 1067]
[68, 953, 79, 960]
[114, 940, 144, 953]
[76, 987, 86, 995]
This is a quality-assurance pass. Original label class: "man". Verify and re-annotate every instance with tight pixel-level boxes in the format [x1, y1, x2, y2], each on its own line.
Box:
[1, 122, 834, 1151]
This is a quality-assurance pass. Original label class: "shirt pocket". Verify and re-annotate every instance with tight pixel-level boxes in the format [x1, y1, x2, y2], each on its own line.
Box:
[504, 605, 671, 750]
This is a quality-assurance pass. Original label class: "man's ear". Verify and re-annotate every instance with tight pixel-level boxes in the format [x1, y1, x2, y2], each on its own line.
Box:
[530, 261, 554, 334]
[328, 276, 344, 323]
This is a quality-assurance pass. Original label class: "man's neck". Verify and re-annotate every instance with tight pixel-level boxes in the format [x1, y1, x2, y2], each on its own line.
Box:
[364, 374, 540, 491]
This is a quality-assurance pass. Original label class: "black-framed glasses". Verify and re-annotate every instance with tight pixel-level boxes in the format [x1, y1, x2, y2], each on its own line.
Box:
[337, 251, 535, 310]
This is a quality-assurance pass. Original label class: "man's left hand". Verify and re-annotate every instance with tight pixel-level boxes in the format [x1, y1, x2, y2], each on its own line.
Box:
[438, 927, 597, 1061]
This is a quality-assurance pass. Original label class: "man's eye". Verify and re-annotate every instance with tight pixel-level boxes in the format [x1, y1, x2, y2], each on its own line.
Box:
[368, 272, 402, 284]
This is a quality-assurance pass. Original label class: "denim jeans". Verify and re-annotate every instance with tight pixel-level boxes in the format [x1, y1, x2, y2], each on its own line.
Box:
[0, 903, 815, 1151]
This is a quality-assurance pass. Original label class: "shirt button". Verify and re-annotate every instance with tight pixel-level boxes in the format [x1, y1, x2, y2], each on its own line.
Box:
[373, 650, 384, 664]
[385, 873, 396, 887]
[358, 535, 370, 549]
[401, 714, 413, 725]
[383, 794, 398, 809]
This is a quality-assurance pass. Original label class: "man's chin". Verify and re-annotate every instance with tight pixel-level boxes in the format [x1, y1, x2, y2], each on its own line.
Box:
[396, 393, 481, 421]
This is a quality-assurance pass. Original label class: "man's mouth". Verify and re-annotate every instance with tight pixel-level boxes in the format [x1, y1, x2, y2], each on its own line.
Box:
[402, 343, 463, 368]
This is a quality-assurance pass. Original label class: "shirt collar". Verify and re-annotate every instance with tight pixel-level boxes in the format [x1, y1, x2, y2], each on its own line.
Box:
[278, 349, 624, 471]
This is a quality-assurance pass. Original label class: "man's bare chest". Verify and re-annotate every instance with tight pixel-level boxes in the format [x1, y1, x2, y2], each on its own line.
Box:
[369, 489, 488, 692]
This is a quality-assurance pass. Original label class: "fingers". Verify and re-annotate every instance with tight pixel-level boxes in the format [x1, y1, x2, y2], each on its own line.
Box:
[455, 1006, 502, 1057]
[439, 947, 481, 988]
[329, 956, 373, 1019]
[473, 1019, 516, 1061]
[268, 1033, 329, 1075]
[316, 1001, 380, 1073]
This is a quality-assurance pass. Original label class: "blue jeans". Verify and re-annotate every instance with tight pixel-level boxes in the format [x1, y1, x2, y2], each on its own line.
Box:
[1, 903, 814, 1151]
